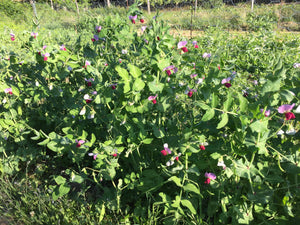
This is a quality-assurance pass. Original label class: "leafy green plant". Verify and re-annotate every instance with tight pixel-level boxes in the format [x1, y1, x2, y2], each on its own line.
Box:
[0, 3, 299, 224]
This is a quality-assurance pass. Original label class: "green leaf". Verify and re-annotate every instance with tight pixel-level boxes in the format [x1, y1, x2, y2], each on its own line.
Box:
[133, 78, 145, 92]
[128, 64, 142, 78]
[249, 120, 268, 133]
[58, 183, 70, 197]
[196, 102, 210, 110]
[181, 199, 197, 214]
[168, 176, 182, 187]
[157, 59, 170, 71]
[37, 138, 50, 146]
[217, 113, 228, 129]
[223, 92, 233, 111]
[153, 126, 165, 138]
[211, 92, 219, 108]
[55, 176, 66, 185]
[47, 141, 64, 152]
[202, 108, 215, 121]
[148, 80, 164, 93]
[183, 183, 201, 195]
[238, 93, 248, 113]
[261, 79, 281, 94]
[115, 66, 129, 81]
[142, 138, 153, 144]
[70, 172, 85, 184]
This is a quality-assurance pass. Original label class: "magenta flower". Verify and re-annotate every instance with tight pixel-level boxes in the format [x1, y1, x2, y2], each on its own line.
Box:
[4, 88, 13, 95]
[10, 33, 15, 41]
[278, 103, 295, 121]
[31, 32, 38, 38]
[192, 41, 199, 48]
[95, 25, 102, 32]
[190, 74, 197, 79]
[285, 112, 295, 120]
[129, 15, 137, 24]
[202, 53, 211, 58]
[42, 53, 50, 61]
[161, 143, 172, 156]
[84, 60, 90, 68]
[260, 109, 271, 117]
[148, 94, 157, 104]
[177, 41, 187, 49]
[42, 45, 47, 50]
[88, 153, 98, 160]
[278, 103, 295, 114]
[144, 39, 149, 44]
[177, 41, 188, 53]
[76, 139, 85, 147]
[204, 172, 216, 184]
[186, 88, 197, 97]
[222, 77, 232, 87]
[84, 94, 92, 103]
[60, 44, 67, 51]
[85, 78, 94, 87]
[112, 149, 118, 157]
[163, 65, 178, 76]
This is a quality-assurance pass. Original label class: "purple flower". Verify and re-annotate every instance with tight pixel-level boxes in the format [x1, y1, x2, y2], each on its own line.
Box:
[278, 103, 295, 114]
[190, 74, 197, 79]
[60, 44, 66, 51]
[205, 172, 216, 180]
[4, 88, 13, 95]
[141, 26, 147, 32]
[88, 153, 98, 160]
[85, 60, 90, 67]
[221, 77, 231, 84]
[76, 139, 85, 147]
[260, 108, 270, 117]
[93, 35, 99, 41]
[177, 41, 187, 49]
[95, 26, 101, 32]
[148, 94, 157, 104]
[31, 32, 38, 38]
[293, 63, 300, 68]
[161, 143, 172, 156]
[202, 53, 211, 58]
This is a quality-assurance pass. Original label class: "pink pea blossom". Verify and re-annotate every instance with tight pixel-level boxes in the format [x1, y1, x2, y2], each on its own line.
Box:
[144, 39, 149, 44]
[161, 143, 172, 156]
[148, 94, 158, 104]
[84, 60, 90, 68]
[60, 44, 66, 51]
[163, 65, 178, 76]
[31, 32, 38, 38]
[178, 41, 187, 49]
[221, 77, 231, 84]
[10, 33, 15, 41]
[141, 26, 147, 32]
[202, 53, 211, 58]
[190, 74, 197, 79]
[95, 26, 102, 32]
[129, 15, 137, 24]
[204, 172, 216, 184]
[85, 78, 94, 87]
[88, 153, 98, 160]
[42, 53, 50, 61]
[42, 45, 47, 50]
[278, 103, 295, 114]
[278, 103, 296, 121]
[293, 63, 300, 68]
[217, 161, 226, 169]
[4, 88, 13, 95]
[260, 109, 270, 117]
[192, 41, 199, 48]
[84, 94, 92, 103]
[76, 140, 85, 147]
